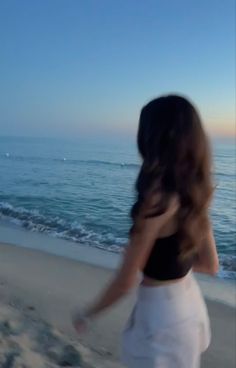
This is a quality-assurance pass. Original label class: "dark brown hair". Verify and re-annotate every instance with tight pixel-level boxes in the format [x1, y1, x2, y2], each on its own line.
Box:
[131, 95, 214, 259]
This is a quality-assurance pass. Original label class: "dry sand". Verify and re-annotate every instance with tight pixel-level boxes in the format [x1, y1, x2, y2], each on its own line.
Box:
[0, 242, 235, 367]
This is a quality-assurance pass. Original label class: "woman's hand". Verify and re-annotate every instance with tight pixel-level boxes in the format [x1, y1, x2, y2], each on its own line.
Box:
[72, 310, 91, 334]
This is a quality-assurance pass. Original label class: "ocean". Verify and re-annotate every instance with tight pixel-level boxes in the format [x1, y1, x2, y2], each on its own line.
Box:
[0, 136, 235, 280]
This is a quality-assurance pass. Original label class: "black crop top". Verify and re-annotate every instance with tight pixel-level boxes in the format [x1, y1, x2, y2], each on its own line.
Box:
[143, 233, 194, 281]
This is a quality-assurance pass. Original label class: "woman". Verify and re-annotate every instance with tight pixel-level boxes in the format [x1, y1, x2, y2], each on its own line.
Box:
[73, 95, 219, 368]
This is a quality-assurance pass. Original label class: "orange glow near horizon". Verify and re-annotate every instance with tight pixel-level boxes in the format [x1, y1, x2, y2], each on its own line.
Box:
[205, 116, 235, 138]
[208, 126, 235, 138]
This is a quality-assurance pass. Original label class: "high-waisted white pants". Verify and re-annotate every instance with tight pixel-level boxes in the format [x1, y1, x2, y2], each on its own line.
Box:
[121, 272, 211, 368]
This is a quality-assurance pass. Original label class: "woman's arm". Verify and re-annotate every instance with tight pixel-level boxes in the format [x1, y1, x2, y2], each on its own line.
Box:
[193, 224, 219, 276]
[81, 197, 179, 319]
[85, 235, 150, 318]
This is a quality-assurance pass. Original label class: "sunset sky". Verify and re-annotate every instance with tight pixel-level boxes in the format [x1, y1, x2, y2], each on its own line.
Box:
[0, 0, 235, 139]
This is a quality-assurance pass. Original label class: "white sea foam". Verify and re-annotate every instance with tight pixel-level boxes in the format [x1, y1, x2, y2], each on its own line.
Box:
[0, 200, 235, 279]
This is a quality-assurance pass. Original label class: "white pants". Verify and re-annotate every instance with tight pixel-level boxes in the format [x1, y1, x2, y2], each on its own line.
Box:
[121, 272, 211, 368]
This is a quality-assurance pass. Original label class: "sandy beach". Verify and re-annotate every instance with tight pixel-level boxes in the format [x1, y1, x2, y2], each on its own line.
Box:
[0, 240, 235, 367]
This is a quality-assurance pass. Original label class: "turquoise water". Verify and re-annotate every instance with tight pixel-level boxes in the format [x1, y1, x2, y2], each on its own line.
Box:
[0, 136, 235, 279]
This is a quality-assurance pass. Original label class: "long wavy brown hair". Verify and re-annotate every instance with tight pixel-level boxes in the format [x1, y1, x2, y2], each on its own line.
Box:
[131, 95, 214, 260]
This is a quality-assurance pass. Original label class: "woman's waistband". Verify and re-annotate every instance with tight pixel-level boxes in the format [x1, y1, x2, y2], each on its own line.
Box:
[138, 271, 200, 302]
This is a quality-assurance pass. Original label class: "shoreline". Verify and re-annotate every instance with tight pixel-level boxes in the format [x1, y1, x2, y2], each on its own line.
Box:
[1, 217, 235, 281]
[0, 222, 120, 270]
[0, 222, 235, 308]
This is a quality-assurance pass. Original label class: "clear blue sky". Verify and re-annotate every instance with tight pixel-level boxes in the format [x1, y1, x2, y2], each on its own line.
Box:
[0, 0, 235, 139]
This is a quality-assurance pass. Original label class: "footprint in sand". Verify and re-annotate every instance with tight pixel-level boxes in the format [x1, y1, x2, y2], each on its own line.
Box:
[0, 307, 83, 368]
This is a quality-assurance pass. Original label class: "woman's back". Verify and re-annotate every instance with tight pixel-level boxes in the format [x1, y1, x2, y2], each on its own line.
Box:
[143, 233, 194, 281]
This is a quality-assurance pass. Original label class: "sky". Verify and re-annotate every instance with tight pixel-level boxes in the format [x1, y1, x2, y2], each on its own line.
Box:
[0, 0, 235, 139]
